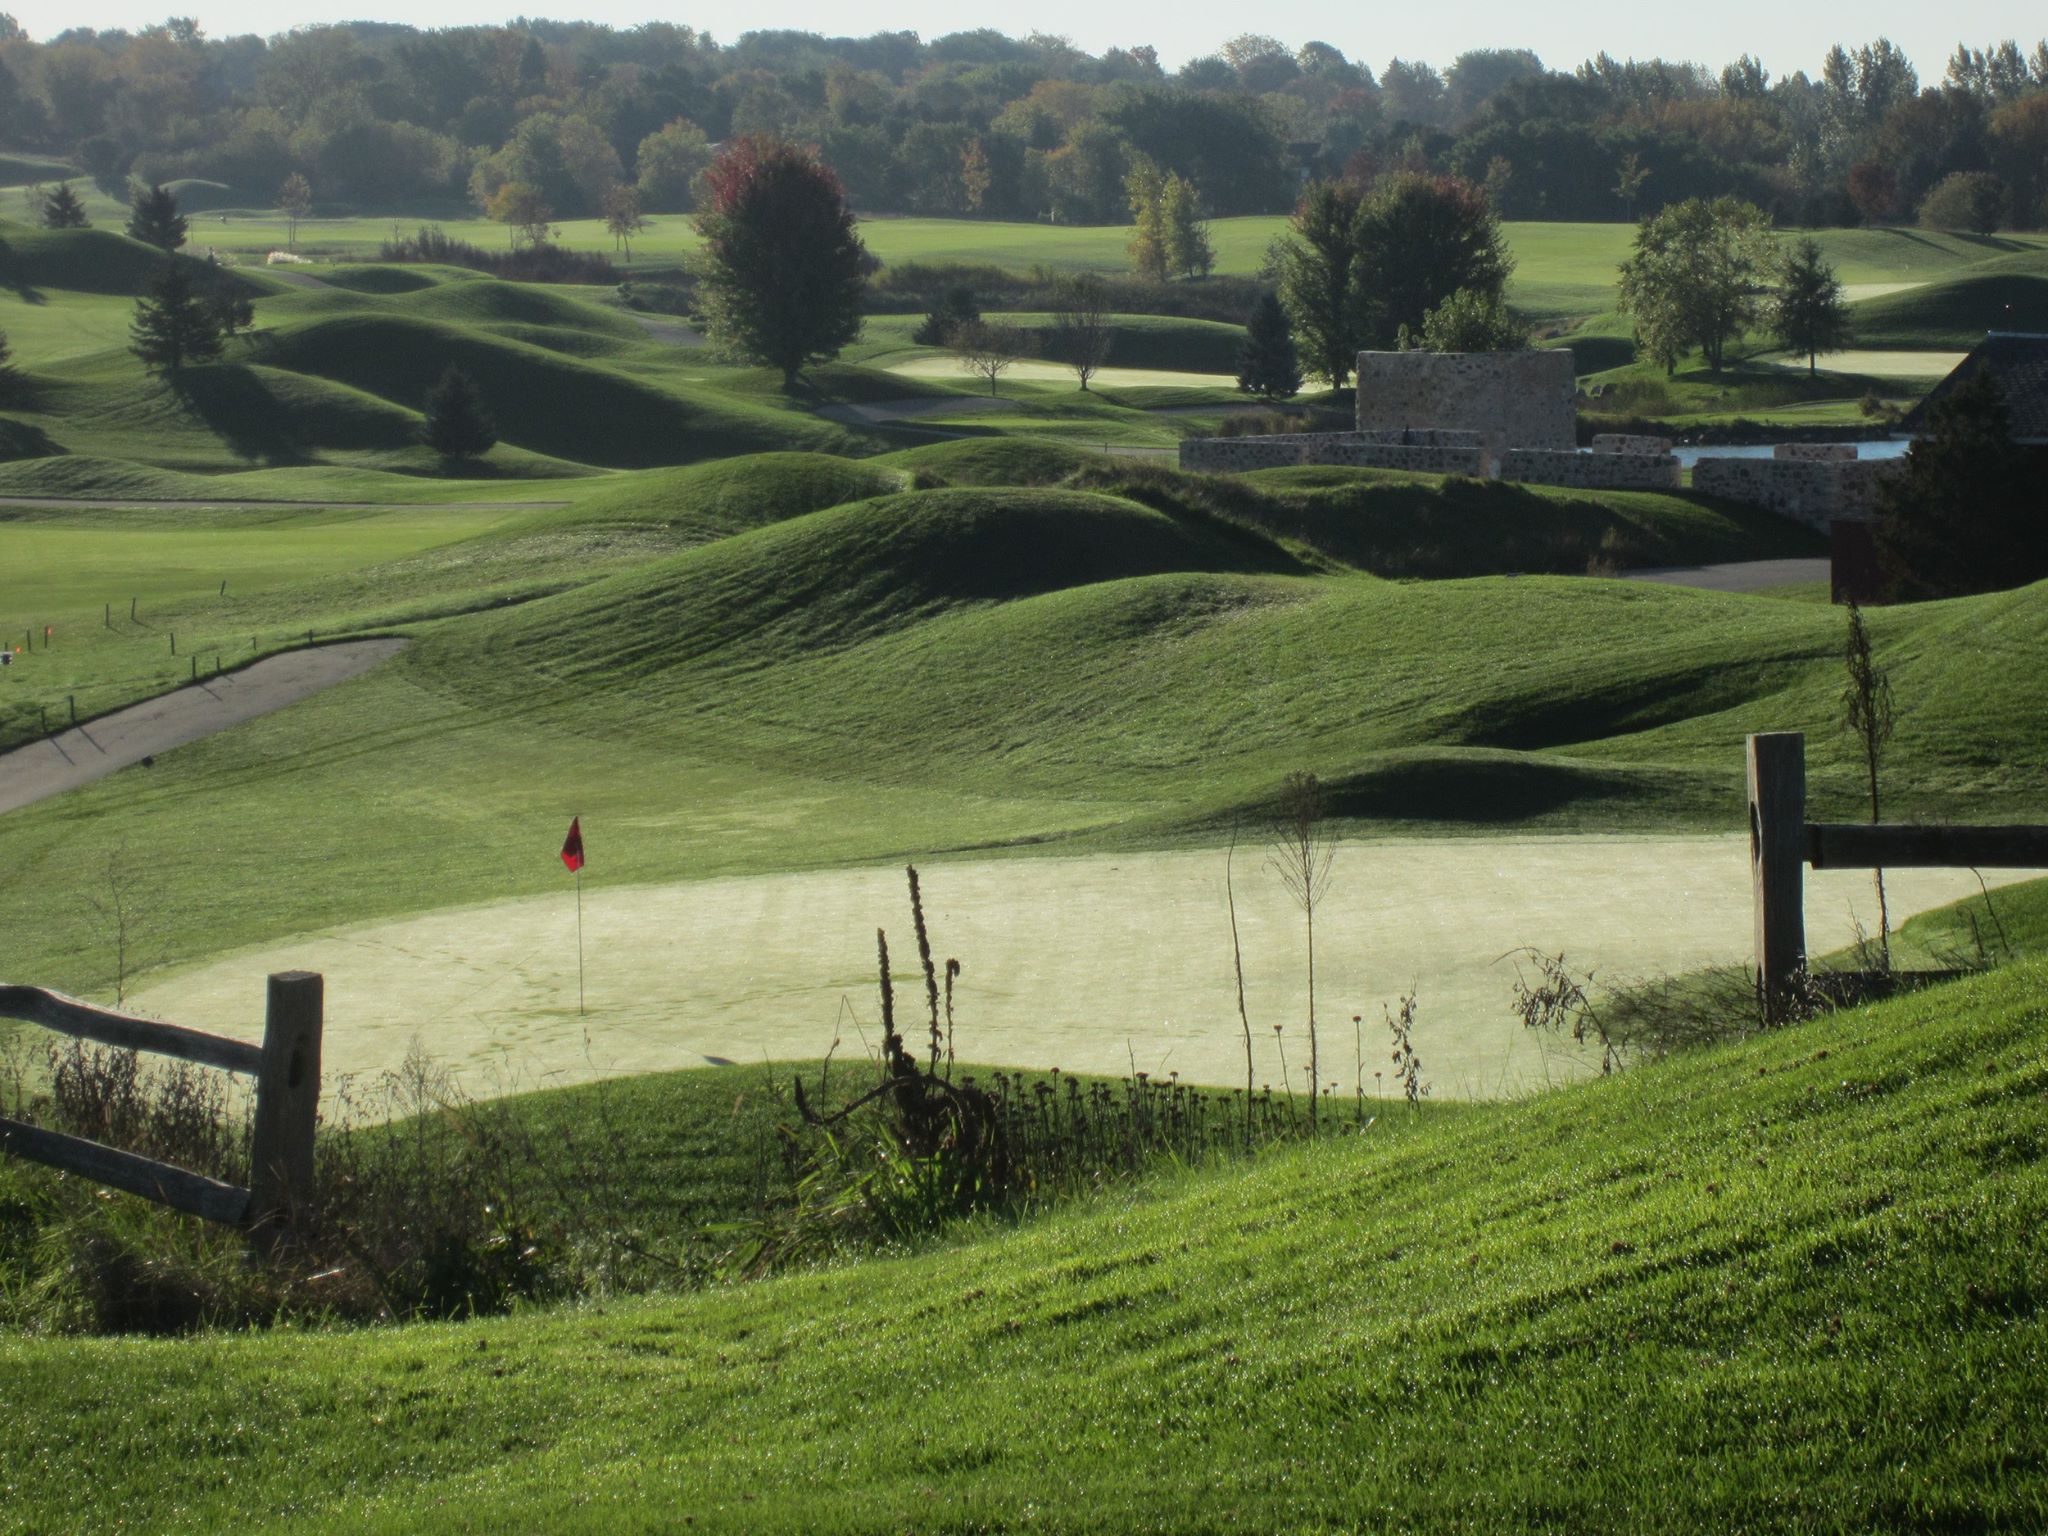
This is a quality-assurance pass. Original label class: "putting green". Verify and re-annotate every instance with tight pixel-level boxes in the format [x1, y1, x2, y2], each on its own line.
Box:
[885, 358, 1233, 390]
[128, 837, 2035, 1101]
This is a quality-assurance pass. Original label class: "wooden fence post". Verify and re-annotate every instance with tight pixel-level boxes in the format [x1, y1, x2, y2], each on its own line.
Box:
[1748, 732, 1806, 1023]
[248, 970, 322, 1240]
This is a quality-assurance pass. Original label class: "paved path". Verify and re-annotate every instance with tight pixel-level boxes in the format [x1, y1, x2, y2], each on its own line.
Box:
[0, 495, 570, 512]
[818, 395, 1024, 427]
[1624, 558, 1830, 593]
[0, 639, 408, 816]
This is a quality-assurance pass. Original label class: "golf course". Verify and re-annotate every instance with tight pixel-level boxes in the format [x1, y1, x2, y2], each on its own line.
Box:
[2, 153, 2045, 1532]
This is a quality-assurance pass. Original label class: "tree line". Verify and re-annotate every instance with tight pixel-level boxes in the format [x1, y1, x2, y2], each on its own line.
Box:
[0, 19, 2045, 231]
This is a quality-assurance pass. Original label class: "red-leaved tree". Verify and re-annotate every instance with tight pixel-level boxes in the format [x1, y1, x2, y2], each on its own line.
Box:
[693, 135, 868, 389]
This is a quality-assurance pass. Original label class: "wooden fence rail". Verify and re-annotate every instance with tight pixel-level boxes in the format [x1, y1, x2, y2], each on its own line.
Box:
[1748, 732, 2048, 1020]
[0, 971, 322, 1239]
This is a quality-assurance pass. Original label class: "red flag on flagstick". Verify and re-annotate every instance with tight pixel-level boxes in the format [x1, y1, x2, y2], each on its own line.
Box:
[560, 817, 584, 873]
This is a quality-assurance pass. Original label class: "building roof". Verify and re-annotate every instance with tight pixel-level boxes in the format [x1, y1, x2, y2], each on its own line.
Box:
[1904, 333, 2048, 444]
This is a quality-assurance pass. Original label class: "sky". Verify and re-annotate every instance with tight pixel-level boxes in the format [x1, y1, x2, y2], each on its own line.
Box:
[11, 0, 2045, 81]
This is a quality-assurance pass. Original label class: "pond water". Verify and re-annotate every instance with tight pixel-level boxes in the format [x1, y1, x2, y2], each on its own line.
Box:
[1671, 438, 1912, 469]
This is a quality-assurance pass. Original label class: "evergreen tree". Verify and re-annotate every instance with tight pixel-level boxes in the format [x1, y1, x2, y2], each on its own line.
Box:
[1275, 179, 1364, 387]
[125, 183, 188, 252]
[1161, 173, 1215, 279]
[1235, 293, 1302, 399]
[129, 262, 223, 374]
[913, 285, 980, 346]
[421, 366, 498, 464]
[40, 183, 89, 229]
[1773, 238, 1850, 376]
[1876, 376, 2043, 600]
[209, 271, 256, 343]
[693, 136, 868, 390]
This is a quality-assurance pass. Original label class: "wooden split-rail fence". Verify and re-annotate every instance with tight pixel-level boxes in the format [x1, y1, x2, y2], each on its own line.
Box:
[1747, 733, 2048, 1021]
[0, 970, 322, 1240]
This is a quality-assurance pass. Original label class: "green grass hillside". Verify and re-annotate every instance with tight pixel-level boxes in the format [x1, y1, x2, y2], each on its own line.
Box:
[2, 467, 2040, 999]
[4, 961, 2043, 1530]
[1850, 256, 2048, 349]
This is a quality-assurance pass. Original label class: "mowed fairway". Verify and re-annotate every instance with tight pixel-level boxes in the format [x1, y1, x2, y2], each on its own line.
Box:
[131, 838, 2031, 1098]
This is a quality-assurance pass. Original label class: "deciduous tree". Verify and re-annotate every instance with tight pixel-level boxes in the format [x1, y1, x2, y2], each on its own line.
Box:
[1275, 178, 1364, 387]
[1418, 286, 1528, 352]
[693, 135, 868, 390]
[947, 319, 1029, 396]
[1617, 197, 1777, 376]
[1048, 271, 1114, 390]
[1354, 172, 1512, 349]
[1161, 173, 1214, 280]
[278, 171, 312, 251]
[601, 183, 646, 260]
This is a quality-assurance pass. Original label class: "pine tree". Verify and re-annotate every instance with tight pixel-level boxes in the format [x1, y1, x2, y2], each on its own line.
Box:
[1161, 174, 1215, 279]
[209, 271, 256, 343]
[1236, 293, 1302, 399]
[1773, 238, 1850, 377]
[40, 183, 90, 229]
[129, 262, 223, 374]
[125, 183, 188, 252]
[421, 366, 498, 464]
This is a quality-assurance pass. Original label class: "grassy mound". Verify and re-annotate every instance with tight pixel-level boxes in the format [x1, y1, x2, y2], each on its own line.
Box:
[0, 221, 228, 297]
[0, 153, 76, 184]
[507, 452, 906, 543]
[464, 485, 1305, 672]
[317, 264, 451, 293]
[1089, 461, 1823, 577]
[1851, 260, 2048, 350]
[4, 961, 2044, 1530]
[257, 314, 860, 467]
[880, 436, 1113, 485]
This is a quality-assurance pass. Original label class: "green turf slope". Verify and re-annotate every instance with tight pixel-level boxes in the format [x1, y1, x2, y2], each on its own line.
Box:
[4, 962, 2043, 1531]
[1, 486, 2041, 996]
[256, 315, 857, 468]
[1849, 250, 2048, 350]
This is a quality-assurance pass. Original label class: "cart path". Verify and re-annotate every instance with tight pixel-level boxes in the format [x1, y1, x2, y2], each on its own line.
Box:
[0, 495, 571, 512]
[1624, 559, 1831, 593]
[0, 639, 408, 816]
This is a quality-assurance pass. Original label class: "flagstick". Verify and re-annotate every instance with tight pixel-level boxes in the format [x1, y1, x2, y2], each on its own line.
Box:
[575, 859, 586, 1018]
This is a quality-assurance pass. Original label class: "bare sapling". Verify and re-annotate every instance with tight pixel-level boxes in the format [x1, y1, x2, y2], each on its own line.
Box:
[1842, 602, 1896, 971]
[1225, 823, 1256, 1147]
[1385, 990, 1426, 1107]
[1269, 772, 1334, 1129]
[84, 842, 166, 1005]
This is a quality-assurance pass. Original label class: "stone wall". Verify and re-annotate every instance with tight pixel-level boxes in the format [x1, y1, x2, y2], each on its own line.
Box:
[1178, 431, 1489, 477]
[1501, 448, 1681, 490]
[1691, 454, 1905, 529]
[1775, 443, 1858, 462]
[1355, 349, 1577, 450]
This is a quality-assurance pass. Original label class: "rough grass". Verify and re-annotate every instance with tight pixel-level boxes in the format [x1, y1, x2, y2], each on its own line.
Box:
[2, 960, 2043, 1530]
